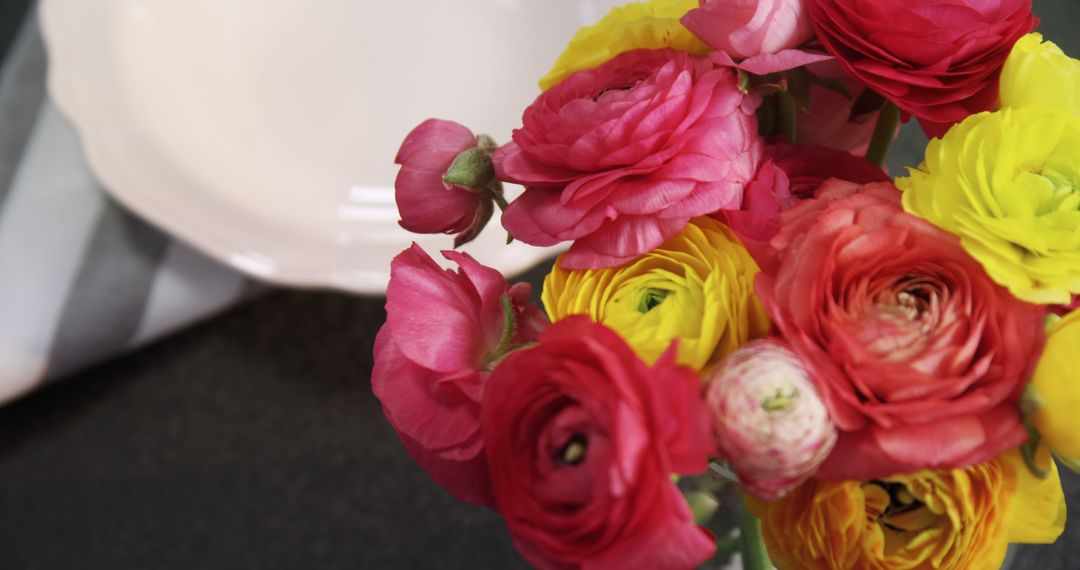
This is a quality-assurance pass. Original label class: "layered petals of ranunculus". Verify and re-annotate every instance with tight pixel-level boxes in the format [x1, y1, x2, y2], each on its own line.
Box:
[681, 0, 814, 60]
[705, 339, 837, 500]
[483, 317, 717, 570]
[899, 107, 1080, 305]
[1000, 33, 1080, 117]
[394, 119, 483, 234]
[539, 0, 710, 91]
[806, 0, 1037, 137]
[757, 180, 1045, 480]
[747, 448, 1066, 570]
[371, 244, 547, 505]
[542, 216, 770, 372]
[718, 142, 888, 266]
[497, 48, 762, 270]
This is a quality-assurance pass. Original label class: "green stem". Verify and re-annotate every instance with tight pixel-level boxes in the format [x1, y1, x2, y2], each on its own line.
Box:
[864, 101, 900, 167]
[484, 295, 517, 367]
[739, 503, 773, 570]
[713, 535, 743, 564]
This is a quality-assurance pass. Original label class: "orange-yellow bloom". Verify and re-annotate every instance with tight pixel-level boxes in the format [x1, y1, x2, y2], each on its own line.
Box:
[747, 449, 1066, 569]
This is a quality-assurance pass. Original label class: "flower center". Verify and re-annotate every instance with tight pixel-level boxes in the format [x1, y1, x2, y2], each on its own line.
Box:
[761, 387, 800, 412]
[558, 435, 588, 466]
[863, 481, 941, 554]
[638, 287, 672, 313]
[593, 81, 641, 102]
[1030, 155, 1080, 215]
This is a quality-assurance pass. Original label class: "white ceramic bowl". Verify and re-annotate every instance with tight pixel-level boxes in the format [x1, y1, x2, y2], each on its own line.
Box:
[41, 0, 621, 291]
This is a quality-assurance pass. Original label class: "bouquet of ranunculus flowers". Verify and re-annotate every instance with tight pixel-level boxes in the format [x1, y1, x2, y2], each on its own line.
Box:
[372, 0, 1078, 568]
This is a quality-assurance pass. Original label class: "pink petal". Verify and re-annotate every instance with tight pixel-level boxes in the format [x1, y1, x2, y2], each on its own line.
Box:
[738, 49, 835, 75]
[397, 430, 495, 508]
[395, 118, 476, 165]
[386, 244, 485, 371]
[371, 327, 485, 459]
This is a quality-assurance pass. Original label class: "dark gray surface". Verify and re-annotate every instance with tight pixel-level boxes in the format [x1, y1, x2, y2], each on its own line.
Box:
[0, 289, 531, 569]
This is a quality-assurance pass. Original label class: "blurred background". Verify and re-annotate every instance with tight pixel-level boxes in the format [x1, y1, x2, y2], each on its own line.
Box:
[0, 0, 1077, 568]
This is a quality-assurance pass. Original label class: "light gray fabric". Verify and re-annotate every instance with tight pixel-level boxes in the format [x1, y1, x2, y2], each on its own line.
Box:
[0, 11, 256, 402]
[0, 13, 46, 209]
[44, 201, 171, 379]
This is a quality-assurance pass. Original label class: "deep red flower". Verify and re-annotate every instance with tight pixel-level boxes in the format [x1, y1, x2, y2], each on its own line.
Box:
[482, 317, 716, 569]
[806, 0, 1037, 137]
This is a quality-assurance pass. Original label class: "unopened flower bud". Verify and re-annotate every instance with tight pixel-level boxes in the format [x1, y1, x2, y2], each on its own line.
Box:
[394, 120, 503, 247]
[705, 339, 836, 500]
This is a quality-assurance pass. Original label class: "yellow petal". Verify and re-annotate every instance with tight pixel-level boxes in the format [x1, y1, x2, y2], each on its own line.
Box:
[1002, 447, 1067, 544]
[539, 0, 708, 91]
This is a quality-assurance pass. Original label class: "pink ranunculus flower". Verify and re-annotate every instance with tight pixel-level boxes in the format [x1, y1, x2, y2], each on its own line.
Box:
[371, 244, 547, 506]
[682, 0, 814, 60]
[496, 48, 762, 270]
[705, 339, 837, 500]
[394, 119, 488, 239]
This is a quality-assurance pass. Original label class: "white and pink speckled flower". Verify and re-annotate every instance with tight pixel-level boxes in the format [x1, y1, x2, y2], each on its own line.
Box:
[705, 338, 836, 500]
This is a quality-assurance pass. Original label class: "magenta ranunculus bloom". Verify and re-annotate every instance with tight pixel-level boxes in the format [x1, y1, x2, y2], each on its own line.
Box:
[482, 317, 716, 569]
[394, 119, 483, 235]
[371, 244, 547, 506]
[683, 0, 814, 60]
[496, 48, 762, 270]
[755, 180, 1045, 480]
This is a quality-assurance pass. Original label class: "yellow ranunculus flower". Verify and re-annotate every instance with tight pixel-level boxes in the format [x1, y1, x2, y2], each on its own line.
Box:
[897, 106, 1080, 304]
[1000, 33, 1080, 117]
[747, 449, 1067, 570]
[542, 217, 770, 372]
[538, 0, 709, 91]
[1030, 308, 1080, 464]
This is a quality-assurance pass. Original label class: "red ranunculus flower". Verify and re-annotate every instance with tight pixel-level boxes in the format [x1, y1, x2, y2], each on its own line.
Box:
[806, 0, 1037, 137]
[756, 180, 1045, 480]
[496, 48, 762, 270]
[371, 244, 547, 506]
[482, 317, 716, 570]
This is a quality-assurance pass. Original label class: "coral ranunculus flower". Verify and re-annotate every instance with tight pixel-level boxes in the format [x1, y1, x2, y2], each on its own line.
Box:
[747, 449, 1067, 570]
[497, 48, 762, 270]
[757, 180, 1046, 480]
[482, 317, 717, 570]
[542, 217, 769, 371]
[898, 107, 1080, 305]
[806, 0, 1037, 137]
[539, 0, 709, 91]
